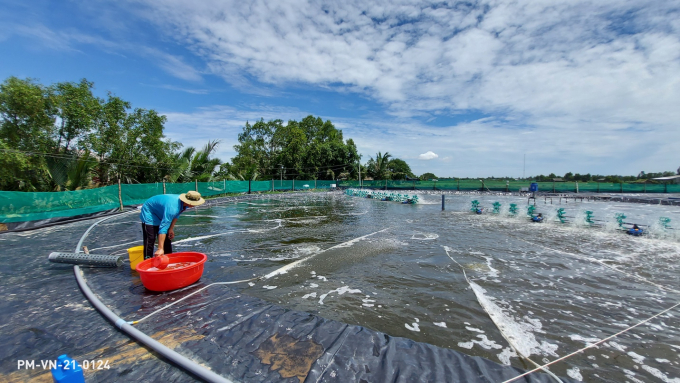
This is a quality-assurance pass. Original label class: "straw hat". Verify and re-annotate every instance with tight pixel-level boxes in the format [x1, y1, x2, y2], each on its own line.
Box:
[179, 191, 205, 206]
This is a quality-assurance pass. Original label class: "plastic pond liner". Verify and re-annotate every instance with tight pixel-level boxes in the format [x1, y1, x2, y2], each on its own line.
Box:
[3, 191, 680, 382]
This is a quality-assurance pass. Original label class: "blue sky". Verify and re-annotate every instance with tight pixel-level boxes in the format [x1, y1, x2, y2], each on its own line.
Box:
[2, 0, 679, 178]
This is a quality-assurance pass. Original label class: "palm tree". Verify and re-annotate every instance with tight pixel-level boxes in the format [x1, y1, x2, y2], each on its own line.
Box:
[166, 140, 222, 183]
[367, 151, 392, 180]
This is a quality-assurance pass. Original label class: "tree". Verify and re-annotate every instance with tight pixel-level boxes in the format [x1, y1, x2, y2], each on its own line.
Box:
[52, 79, 100, 152]
[419, 172, 437, 180]
[387, 158, 415, 180]
[230, 116, 359, 181]
[365, 151, 392, 180]
[0, 77, 56, 153]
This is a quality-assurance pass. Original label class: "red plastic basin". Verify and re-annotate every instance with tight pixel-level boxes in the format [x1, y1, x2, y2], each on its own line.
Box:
[136, 252, 207, 292]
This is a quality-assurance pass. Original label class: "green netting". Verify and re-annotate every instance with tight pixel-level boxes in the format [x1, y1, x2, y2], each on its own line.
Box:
[163, 182, 194, 195]
[273, 180, 294, 191]
[198, 181, 241, 197]
[250, 180, 272, 192]
[121, 183, 164, 206]
[0, 186, 120, 223]
[315, 180, 336, 189]
[2, 179, 679, 225]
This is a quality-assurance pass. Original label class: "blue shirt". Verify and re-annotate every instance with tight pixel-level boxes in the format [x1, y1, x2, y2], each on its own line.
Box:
[140, 194, 186, 234]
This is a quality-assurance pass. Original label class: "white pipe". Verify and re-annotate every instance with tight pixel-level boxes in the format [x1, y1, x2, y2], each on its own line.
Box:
[73, 211, 234, 383]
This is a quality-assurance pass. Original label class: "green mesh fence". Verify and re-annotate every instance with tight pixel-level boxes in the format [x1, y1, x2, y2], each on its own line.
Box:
[122, 183, 164, 206]
[251, 180, 273, 192]
[2, 179, 679, 225]
[0, 185, 121, 223]
[165, 182, 196, 195]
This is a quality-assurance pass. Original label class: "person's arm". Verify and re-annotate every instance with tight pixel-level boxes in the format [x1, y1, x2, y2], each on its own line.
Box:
[155, 234, 167, 257]
[168, 218, 178, 240]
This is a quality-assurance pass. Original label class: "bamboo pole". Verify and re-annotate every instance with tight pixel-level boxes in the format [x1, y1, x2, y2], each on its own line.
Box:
[118, 177, 123, 211]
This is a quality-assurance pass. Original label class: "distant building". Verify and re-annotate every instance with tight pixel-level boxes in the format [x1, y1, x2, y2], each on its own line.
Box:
[652, 175, 680, 184]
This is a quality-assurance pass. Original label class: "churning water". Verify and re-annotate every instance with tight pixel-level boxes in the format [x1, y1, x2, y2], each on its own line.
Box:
[139, 192, 680, 382]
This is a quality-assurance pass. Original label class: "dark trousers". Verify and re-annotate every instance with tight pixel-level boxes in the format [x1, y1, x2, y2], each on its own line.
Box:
[142, 223, 172, 260]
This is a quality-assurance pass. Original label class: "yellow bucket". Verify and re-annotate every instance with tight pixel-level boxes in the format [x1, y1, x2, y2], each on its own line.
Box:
[127, 246, 144, 270]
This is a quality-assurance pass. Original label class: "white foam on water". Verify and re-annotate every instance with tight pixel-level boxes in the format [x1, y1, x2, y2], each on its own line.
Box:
[481, 256, 499, 278]
[248, 282, 255, 287]
[317, 276, 328, 281]
[405, 320, 421, 332]
[623, 369, 646, 383]
[466, 326, 485, 333]
[411, 233, 439, 240]
[468, 281, 558, 357]
[264, 228, 388, 279]
[641, 365, 680, 382]
[309, 283, 319, 288]
[497, 347, 518, 365]
[302, 292, 317, 299]
[566, 367, 583, 381]
[318, 286, 362, 305]
[628, 351, 645, 364]
[570, 334, 600, 347]
[606, 341, 627, 352]
[474, 334, 503, 350]
[458, 341, 473, 349]
[262, 285, 277, 290]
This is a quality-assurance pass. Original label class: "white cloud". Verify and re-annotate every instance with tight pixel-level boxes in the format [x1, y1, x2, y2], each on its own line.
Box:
[418, 151, 438, 160]
[13, 0, 679, 176]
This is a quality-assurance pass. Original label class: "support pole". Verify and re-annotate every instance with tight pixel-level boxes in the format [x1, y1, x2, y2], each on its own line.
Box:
[272, 179, 274, 192]
[457, 179, 460, 191]
[442, 194, 445, 211]
[163, 181, 166, 194]
[195, 180, 198, 192]
[248, 179, 251, 194]
[575, 181, 578, 193]
[292, 179, 294, 191]
[118, 177, 123, 211]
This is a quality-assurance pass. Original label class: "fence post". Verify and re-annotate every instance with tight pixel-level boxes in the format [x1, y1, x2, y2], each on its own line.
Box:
[272, 179, 274, 192]
[575, 181, 578, 193]
[315, 179, 317, 189]
[597, 182, 600, 193]
[552, 181, 555, 193]
[644, 182, 646, 193]
[665, 182, 668, 193]
[118, 177, 123, 211]
[442, 194, 445, 211]
[292, 179, 294, 191]
[457, 179, 460, 191]
[413, 180, 416, 190]
[248, 180, 251, 194]
[620, 183, 623, 193]
[195, 180, 198, 192]
[163, 181, 166, 194]
[224, 180, 226, 194]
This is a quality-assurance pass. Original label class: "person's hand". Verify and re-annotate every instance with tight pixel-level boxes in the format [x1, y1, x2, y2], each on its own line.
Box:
[168, 229, 175, 240]
[154, 248, 165, 257]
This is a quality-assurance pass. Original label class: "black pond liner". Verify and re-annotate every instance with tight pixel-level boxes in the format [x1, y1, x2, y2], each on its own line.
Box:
[84, 264, 574, 383]
[1, 192, 576, 382]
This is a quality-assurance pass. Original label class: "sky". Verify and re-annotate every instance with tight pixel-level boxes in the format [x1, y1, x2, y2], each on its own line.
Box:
[1, 0, 679, 178]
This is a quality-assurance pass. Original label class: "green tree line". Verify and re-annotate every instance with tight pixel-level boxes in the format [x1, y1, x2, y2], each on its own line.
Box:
[2, 77, 402, 191]
[0, 76, 226, 191]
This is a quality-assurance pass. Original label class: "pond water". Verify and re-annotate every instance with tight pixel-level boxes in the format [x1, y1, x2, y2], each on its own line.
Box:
[85, 191, 680, 382]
